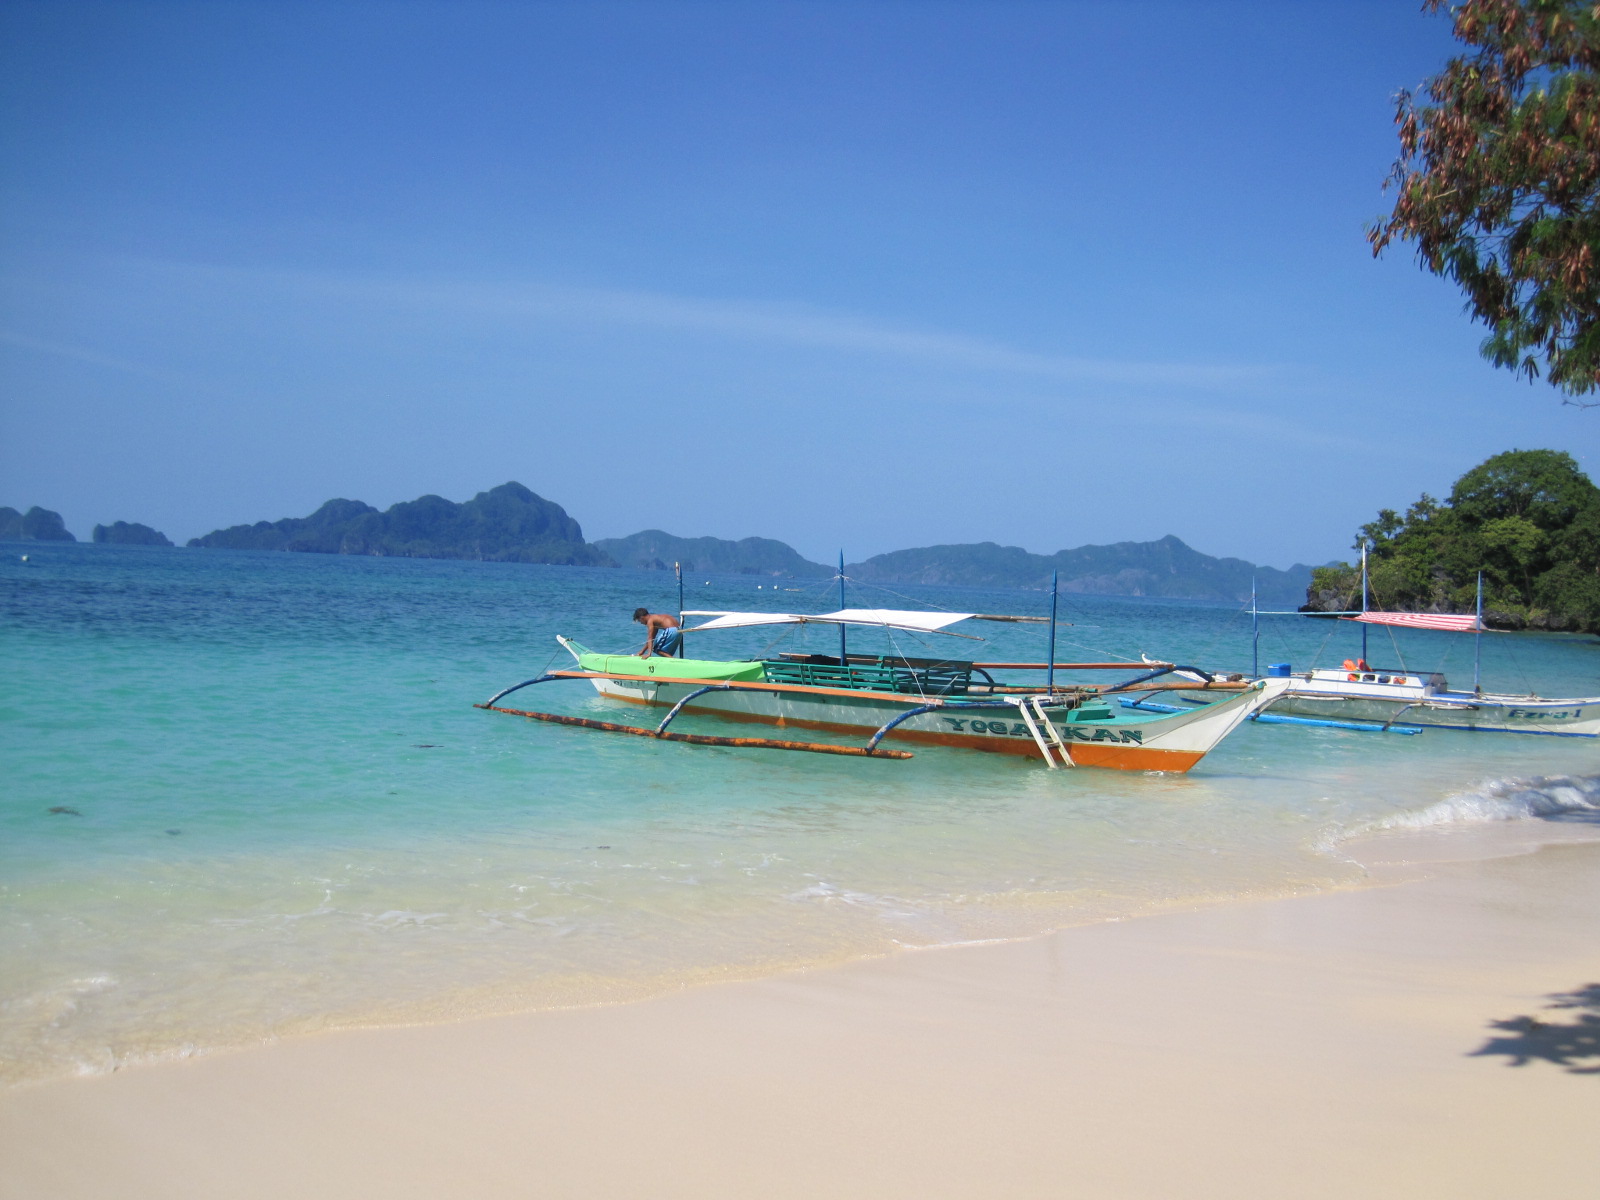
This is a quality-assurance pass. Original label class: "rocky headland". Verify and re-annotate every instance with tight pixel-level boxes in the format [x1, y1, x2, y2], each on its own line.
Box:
[93, 522, 174, 546]
[0, 506, 76, 541]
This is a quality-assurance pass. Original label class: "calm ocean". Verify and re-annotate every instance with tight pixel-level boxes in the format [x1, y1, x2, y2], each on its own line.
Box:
[3, 543, 1597, 1084]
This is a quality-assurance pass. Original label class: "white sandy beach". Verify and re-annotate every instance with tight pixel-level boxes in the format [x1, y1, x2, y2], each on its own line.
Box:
[2, 829, 1597, 1200]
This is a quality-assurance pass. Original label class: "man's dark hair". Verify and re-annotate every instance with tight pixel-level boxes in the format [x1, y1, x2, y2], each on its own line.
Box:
[632, 607, 649, 621]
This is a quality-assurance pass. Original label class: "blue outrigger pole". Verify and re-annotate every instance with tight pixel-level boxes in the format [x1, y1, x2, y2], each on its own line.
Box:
[1474, 571, 1484, 694]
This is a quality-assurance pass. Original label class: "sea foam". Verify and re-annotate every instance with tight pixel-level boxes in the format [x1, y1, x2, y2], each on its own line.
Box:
[1365, 773, 1600, 831]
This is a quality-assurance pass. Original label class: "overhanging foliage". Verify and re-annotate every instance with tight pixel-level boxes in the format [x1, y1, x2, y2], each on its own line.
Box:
[1371, 0, 1600, 400]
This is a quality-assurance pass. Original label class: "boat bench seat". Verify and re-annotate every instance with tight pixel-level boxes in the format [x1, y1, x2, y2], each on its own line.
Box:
[761, 657, 972, 696]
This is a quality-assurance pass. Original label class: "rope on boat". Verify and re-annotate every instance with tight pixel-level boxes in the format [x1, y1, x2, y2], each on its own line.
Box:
[475, 703, 914, 759]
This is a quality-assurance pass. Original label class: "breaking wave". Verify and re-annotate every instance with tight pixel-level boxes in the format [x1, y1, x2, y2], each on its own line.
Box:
[1364, 774, 1600, 832]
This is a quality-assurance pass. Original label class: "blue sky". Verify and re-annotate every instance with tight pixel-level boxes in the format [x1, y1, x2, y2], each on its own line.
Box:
[2, 0, 1593, 567]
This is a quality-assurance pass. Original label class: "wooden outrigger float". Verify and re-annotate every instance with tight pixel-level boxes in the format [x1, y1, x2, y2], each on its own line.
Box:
[478, 601, 1291, 770]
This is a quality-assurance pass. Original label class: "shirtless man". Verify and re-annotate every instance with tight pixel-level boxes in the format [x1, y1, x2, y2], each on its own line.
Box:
[633, 608, 682, 657]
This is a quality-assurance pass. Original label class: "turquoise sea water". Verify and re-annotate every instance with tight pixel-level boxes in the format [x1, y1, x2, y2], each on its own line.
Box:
[3, 543, 1597, 1084]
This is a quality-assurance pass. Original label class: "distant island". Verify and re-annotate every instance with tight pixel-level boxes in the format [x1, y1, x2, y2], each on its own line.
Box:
[594, 530, 834, 578]
[603, 527, 1311, 606]
[169, 481, 1311, 604]
[94, 521, 173, 546]
[189, 482, 613, 566]
[846, 536, 1314, 607]
[0, 506, 75, 541]
[29, 451, 1598, 626]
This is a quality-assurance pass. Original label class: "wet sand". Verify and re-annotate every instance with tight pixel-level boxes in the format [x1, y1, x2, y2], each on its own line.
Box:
[2, 831, 1597, 1200]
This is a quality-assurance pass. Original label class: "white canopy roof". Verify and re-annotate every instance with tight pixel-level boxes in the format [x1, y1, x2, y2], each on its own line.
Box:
[682, 608, 980, 636]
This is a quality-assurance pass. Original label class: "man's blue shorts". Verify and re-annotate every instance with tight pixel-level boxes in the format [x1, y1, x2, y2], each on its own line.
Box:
[652, 626, 682, 655]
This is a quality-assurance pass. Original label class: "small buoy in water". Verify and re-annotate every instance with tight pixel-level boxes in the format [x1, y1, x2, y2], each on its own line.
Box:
[19, 555, 28, 563]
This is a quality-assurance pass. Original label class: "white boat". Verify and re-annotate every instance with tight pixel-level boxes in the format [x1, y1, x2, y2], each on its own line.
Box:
[479, 606, 1290, 771]
[1265, 616, 1600, 737]
[1250, 559, 1600, 737]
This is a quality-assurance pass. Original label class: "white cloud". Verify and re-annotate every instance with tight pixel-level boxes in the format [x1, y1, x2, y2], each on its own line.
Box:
[0, 328, 174, 383]
[135, 258, 1279, 392]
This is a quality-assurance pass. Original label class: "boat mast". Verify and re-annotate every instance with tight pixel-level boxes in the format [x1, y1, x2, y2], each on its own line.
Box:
[838, 551, 848, 667]
[1047, 569, 1059, 693]
[1251, 575, 1259, 677]
[1360, 541, 1369, 665]
[676, 561, 685, 658]
[1474, 571, 1483, 694]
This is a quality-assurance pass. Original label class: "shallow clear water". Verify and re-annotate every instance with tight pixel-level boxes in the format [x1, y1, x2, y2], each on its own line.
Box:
[3, 543, 1597, 1083]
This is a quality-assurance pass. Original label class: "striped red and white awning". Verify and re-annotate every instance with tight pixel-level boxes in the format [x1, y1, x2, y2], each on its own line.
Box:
[1344, 611, 1483, 632]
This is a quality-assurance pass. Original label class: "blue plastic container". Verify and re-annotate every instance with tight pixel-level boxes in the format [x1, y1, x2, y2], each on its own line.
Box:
[1266, 663, 1292, 677]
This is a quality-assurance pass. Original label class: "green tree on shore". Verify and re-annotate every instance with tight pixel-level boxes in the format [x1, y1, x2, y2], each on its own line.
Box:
[1307, 449, 1600, 631]
[1370, 0, 1600, 401]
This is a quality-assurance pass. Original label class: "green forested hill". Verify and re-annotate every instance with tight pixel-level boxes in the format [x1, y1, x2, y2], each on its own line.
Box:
[1304, 450, 1600, 632]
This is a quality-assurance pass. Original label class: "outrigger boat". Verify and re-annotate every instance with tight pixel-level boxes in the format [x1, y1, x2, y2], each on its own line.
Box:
[477, 605, 1291, 770]
[1265, 661, 1600, 735]
[1262, 607, 1600, 736]
[1242, 554, 1600, 737]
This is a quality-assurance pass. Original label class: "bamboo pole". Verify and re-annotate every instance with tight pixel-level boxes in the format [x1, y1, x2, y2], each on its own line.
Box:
[972, 662, 1174, 670]
[976, 680, 1250, 695]
[1110, 681, 1251, 693]
[548, 669, 942, 704]
[475, 704, 914, 758]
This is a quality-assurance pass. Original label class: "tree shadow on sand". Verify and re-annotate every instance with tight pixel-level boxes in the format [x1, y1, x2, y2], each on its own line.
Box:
[1470, 984, 1600, 1074]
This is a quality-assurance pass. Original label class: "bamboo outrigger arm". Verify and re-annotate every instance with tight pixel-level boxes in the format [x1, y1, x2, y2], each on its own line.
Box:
[476, 703, 913, 758]
[1101, 664, 1218, 691]
[654, 684, 734, 734]
[865, 698, 1019, 754]
[475, 673, 920, 759]
[483, 674, 566, 708]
